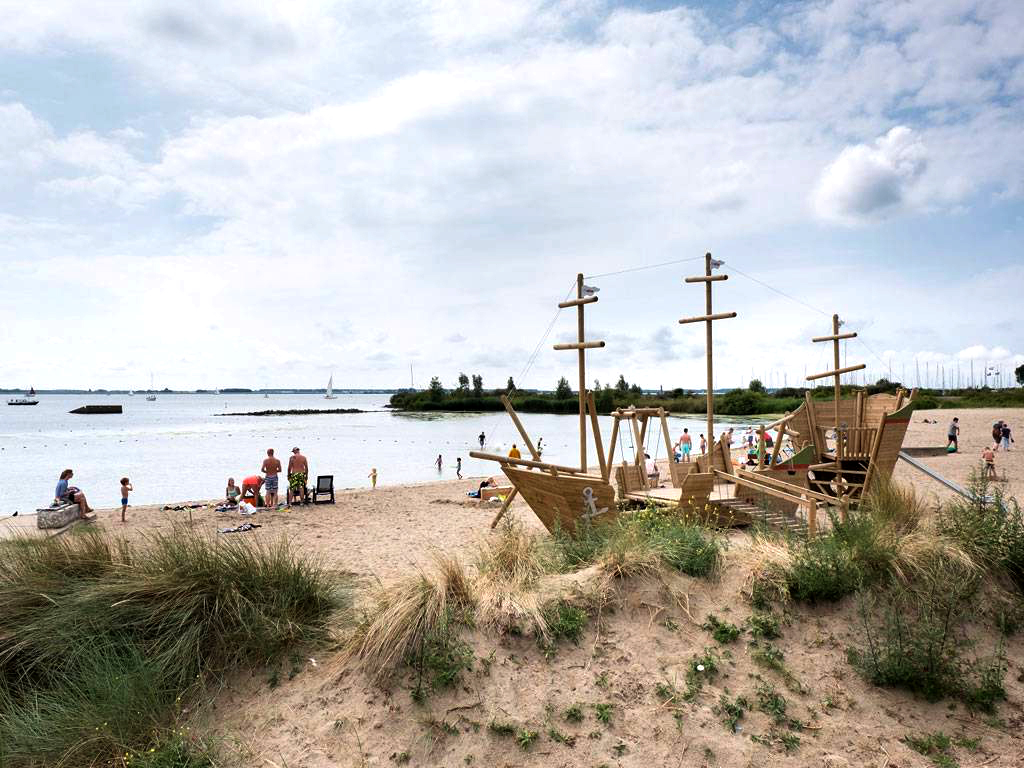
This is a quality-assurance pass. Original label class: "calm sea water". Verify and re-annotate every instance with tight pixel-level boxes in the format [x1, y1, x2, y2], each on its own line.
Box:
[0, 393, 754, 516]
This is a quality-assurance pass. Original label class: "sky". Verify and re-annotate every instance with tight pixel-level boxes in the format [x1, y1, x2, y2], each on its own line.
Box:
[1, 0, 1022, 392]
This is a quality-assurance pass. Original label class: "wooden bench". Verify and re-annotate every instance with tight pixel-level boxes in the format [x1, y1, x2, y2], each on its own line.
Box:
[480, 485, 514, 501]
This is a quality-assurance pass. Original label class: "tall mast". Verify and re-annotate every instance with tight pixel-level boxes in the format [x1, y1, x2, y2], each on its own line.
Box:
[681, 253, 735, 449]
[554, 273, 604, 471]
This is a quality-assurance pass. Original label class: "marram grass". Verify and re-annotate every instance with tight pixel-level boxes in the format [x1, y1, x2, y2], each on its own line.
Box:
[0, 526, 343, 768]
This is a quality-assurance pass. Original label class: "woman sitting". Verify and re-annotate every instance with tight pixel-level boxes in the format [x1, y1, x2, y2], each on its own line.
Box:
[225, 477, 241, 506]
[55, 468, 94, 519]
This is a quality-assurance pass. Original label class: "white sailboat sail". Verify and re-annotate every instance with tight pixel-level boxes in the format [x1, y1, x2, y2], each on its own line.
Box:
[325, 374, 336, 399]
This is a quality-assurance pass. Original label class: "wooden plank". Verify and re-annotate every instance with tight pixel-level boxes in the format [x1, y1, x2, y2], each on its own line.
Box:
[469, 450, 581, 474]
[489, 487, 518, 529]
[679, 311, 737, 324]
[684, 274, 729, 283]
[806, 363, 867, 381]
[557, 295, 598, 308]
[553, 341, 606, 350]
[500, 395, 540, 461]
[606, 416, 621, 483]
[811, 332, 857, 342]
[587, 391, 608, 481]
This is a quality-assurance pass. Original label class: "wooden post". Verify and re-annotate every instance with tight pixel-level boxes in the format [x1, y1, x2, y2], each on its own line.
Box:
[770, 422, 786, 466]
[576, 273, 587, 471]
[807, 499, 817, 537]
[554, 274, 604, 473]
[681, 253, 736, 461]
[500, 395, 540, 461]
[587, 391, 608, 481]
[489, 488, 518, 529]
[659, 408, 674, 467]
[756, 424, 766, 469]
[606, 414, 621, 480]
[630, 413, 646, 489]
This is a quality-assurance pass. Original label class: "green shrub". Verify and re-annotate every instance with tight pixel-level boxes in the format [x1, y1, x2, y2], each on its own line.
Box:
[940, 480, 1024, 591]
[537, 600, 589, 654]
[848, 579, 1006, 711]
[702, 614, 741, 644]
[746, 612, 781, 640]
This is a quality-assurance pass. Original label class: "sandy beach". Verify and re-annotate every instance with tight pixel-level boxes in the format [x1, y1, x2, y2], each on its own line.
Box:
[4, 407, 1023, 767]
[4, 408, 1021, 577]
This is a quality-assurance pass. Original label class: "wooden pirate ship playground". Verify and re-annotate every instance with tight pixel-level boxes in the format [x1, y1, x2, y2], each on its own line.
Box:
[470, 254, 918, 538]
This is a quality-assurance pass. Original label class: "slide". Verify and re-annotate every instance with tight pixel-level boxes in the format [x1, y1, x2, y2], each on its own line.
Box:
[897, 451, 979, 502]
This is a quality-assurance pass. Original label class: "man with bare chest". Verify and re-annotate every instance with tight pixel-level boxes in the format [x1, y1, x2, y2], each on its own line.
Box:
[261, 448, 283, 507]
[288, 447, 309, 505]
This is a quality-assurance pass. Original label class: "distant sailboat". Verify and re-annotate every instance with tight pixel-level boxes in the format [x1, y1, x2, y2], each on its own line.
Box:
[214, 386, 221, 395]
[325, 374, 337, 400]
[146, 372, 157, 401]
[129, 390, 135, 396]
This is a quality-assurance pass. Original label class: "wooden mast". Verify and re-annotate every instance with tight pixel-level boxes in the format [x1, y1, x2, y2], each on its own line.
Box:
[680, 253, 736, 453]
[554, 274, 604, 471]
[807, 314, 866, 512]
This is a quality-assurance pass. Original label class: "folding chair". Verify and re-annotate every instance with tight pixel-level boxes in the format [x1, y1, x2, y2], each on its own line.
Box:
[312, 475, 335, 504]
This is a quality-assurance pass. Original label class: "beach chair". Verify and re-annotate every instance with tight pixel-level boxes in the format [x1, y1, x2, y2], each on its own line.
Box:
[312, 475, 335, 504]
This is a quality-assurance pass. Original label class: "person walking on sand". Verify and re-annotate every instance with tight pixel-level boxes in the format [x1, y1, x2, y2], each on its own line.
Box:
[1001, 422, 1014, 451]
[479, 431, 485, 449]
[509, 443, 521, 460]
[982, 445, 997, 479]
[947, 417, 960, 452]
[119, 477, 133, 522]
[54, 468, 93, 519]
[368, 468, 377, 488]
[456, 457, 463, 479]
[992, 421, 1003, 450]
[435, 454, 443, 472]
[261, 448, 282, 507]
[287, 447, 309, 505]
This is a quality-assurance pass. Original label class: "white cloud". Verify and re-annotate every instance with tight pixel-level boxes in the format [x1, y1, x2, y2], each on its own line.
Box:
[958, 345, 1013, 361]
[0, 0, 1022, 389]
[812, 126, 927, 222]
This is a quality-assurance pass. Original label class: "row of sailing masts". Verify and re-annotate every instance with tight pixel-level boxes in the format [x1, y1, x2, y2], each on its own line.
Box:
[559, 253, 865, 476]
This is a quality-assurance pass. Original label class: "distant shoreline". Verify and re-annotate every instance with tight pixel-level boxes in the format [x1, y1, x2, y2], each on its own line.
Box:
[217, 408, 366, 416]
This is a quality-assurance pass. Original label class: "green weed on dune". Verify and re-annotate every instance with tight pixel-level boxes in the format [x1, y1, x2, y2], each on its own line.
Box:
[0, 527, 342, 768]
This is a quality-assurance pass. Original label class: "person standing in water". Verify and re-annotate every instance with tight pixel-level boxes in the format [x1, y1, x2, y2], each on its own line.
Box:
[508, 444, 521, 460]
[368, 468, 378, 488]
[699, 434, 707, 455]
[456, 457, 463, 479]
[435, 454, 443, 472]
[536, 437, 544, 458]
[478, 432, 486, 449]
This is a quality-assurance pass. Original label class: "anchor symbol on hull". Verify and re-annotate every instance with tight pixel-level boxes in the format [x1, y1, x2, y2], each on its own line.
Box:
[581, 487, 608, 521]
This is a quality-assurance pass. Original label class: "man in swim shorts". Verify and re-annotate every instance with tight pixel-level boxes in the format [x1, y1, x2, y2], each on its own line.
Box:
[262, 448, 282, 507]
[679, 428, 693, 462]
[287, 446, 309, 504]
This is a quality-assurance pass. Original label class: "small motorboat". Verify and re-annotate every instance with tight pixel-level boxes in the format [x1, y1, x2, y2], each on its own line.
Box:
[7, 387, 39, 406]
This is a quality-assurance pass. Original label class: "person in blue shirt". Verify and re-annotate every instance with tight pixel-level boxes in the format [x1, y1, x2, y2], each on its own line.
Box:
[54, 468, 94, 519]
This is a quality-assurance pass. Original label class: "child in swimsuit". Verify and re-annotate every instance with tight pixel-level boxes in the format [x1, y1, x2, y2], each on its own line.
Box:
[120, 477, 133, 522]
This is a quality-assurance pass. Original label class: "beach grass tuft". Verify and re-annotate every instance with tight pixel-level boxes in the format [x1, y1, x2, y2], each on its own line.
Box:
[0, 526, 341, 768]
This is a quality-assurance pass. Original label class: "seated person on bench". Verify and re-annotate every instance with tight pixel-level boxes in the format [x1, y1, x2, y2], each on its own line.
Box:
[467, 477, 497, 498]
[644, 453, 660, 486]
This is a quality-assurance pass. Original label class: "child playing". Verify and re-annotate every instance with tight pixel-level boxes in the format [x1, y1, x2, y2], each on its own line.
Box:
[119, 477, 133, 522]
[368, 468, 378, 489]
[456, 457, 463, 479]
[982, 446, 997, 479]
[225, 477, 241, 506]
